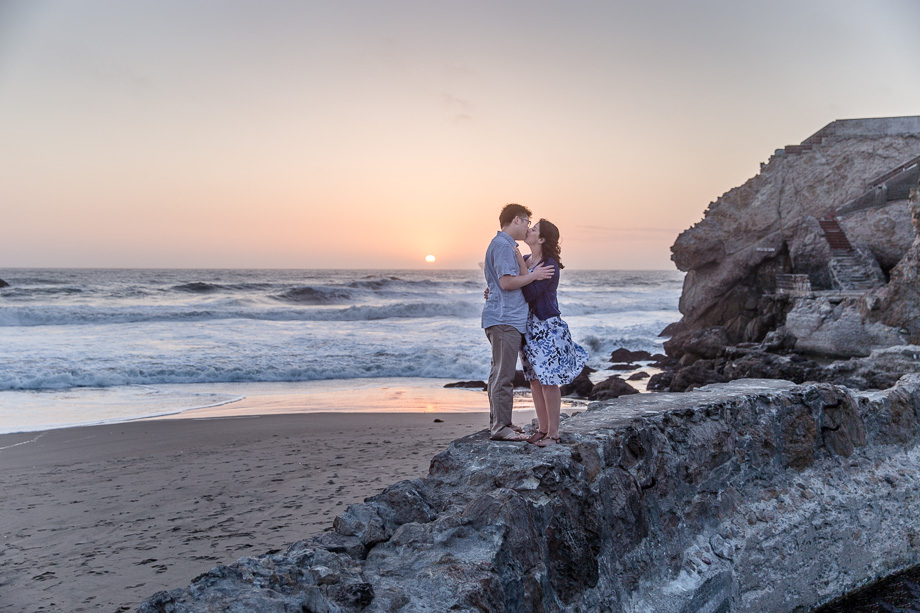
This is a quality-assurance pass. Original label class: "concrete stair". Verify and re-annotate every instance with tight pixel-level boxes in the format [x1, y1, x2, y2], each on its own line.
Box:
[828, 250, 885, 291]
[819, 217, 884, 290]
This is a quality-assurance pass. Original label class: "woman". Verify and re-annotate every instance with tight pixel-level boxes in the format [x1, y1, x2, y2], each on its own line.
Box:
[515, 219, 588, 447]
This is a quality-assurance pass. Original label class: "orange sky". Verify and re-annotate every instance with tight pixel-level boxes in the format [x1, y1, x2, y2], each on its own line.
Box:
[1, 1, 918, 269]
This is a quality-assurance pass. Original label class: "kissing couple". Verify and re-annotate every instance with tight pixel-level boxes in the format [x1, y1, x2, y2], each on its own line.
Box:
[481, 203, 588, 446]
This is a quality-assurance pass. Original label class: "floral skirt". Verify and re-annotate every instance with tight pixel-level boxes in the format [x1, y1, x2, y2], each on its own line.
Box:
[520, 312, 588, 385]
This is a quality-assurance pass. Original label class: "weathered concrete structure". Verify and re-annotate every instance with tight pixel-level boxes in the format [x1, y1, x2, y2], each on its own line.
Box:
[138, 376, 920, 612]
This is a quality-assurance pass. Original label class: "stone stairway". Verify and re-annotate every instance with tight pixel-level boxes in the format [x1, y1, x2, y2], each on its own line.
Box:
[819, 217, 885, 290]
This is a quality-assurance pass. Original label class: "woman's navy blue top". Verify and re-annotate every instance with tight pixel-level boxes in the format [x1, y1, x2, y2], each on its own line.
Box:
[522, 256, 561, 321]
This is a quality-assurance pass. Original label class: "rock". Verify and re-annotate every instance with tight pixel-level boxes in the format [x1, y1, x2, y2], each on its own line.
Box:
[607, 363, 639, 371]
[137, 377, 920, 613]
[0, 277, 8, 288]
[659, 320, 686, 337]
[667, 364, 729, 392]
[513, 369, 528, 388]
[670, 117, 920, 354]
[646, 370, 674, 391]
[443, 380, 487, 389]
[588, 375, 639, 400]
[784, 294, 904, 357]
[866, 188, 920, 344]
[628, 372, 650, 381]
[609, 348, 653, 362]
[560, 366, 596, 398]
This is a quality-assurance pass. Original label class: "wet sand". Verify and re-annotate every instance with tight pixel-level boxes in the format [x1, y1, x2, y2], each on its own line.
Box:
[0, 411, 529, 612]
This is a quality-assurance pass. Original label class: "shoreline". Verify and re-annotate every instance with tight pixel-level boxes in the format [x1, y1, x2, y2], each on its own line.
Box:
[0, 410, 535, 613]
[0, 377, 586, 435]
[0, 378, 577, 435]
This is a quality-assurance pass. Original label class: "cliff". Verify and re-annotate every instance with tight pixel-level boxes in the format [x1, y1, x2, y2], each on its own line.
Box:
[670, 116, 920, 358]
[138, 376, 920, 612]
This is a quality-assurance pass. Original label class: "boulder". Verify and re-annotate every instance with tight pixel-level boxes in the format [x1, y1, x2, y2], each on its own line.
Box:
[668, 364, 729, 392]
[609, 348, 653, 362]
[664, 326, 729, 361]
[0, 277, 8, 288]
[560, 366, 595, 398]
[588, 376, 639, 400]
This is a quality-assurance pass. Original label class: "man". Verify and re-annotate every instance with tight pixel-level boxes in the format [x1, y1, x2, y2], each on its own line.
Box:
[481, 203, 552, 440]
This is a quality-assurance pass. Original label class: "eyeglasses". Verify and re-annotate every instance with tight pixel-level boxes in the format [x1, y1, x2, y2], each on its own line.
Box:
[519, 217, 531, 227]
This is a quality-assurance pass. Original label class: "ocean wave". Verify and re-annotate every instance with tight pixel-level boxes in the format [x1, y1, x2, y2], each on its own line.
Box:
[0, 300, 483, 327]
[274, 286, 357, 304]
[0, 350, 492, 391]
[172, 282, 222, 293]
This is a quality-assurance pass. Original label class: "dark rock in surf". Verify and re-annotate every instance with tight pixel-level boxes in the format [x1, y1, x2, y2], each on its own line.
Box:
[609, 348, 653, 363]
[588, 375, 639, 400]
[0, 277, 8, 288]
[444, 381, 487, 390]
[561, 366, 596, 398]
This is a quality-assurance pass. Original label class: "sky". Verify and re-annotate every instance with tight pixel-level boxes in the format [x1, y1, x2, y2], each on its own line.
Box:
[1, 0, 918, 270]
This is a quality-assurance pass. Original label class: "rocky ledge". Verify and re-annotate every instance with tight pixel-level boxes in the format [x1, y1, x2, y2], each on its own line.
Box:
[138, 376, 920, 612]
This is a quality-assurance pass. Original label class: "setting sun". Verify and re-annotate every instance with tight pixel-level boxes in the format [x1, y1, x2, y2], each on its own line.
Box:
[425, 255, 436, 263]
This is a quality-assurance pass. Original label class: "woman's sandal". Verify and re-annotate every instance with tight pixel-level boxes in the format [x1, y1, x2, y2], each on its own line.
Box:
[534, 436, 561, 447]
[526, 430, 548, 444]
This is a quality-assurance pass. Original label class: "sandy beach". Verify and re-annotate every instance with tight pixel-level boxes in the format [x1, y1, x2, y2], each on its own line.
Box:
[0, 410, 529, 613]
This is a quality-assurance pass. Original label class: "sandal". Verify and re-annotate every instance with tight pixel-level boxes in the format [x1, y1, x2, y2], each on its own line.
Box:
[534, 436, 561, 447]
[526, 431, 548, 444]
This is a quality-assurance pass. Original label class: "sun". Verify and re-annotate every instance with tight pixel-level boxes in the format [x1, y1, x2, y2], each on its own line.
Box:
[425, 255, 436, 263]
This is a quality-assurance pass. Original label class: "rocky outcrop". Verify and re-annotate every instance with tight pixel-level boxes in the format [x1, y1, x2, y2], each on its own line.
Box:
[670, 117, 920, 358]
[866, 187, 920, 343]
[0, 277, 8, 288]
[138, 376, 920, 612]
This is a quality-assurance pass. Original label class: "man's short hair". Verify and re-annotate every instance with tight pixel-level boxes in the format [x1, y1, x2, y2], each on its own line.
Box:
[499, 203, 532, 228]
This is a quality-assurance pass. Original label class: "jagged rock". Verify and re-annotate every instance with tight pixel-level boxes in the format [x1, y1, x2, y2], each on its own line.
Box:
[443, 380, 487, 389]
[609, 348, 653, 362]
[867, 189, 920, 343]
[667, 364, 729, 392]
[784, 294, 905, 357]
[588, 375, 639, 400]
[560, 366, 595, 398]
[646, 371, 673, 392]
[0, 277, 8, 288]
[137, 377, 920, 612]
[670, 117, 920, 354]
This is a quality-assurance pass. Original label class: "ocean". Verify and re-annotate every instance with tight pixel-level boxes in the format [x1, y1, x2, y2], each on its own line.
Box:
[0, 268, 683, 433]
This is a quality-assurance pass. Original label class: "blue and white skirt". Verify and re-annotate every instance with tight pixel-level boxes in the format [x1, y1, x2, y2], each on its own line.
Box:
[520, 312, 588, 385]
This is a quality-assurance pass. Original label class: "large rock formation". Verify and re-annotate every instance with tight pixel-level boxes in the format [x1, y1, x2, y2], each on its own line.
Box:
[0, 277, 9, 288]
[138, 376, 920, 612]
[670, 116, 920, 359]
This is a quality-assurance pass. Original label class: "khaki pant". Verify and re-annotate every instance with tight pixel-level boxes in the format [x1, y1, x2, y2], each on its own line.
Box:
[485, 325, 522, 438]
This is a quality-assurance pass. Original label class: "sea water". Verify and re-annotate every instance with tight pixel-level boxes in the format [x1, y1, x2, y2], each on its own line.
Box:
[0, 268, 682, 433]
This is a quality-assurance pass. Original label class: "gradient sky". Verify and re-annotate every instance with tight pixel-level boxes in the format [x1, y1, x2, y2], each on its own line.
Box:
[1, 1, 918, 270]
